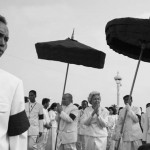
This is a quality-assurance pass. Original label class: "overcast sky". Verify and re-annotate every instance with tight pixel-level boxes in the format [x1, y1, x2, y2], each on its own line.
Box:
[1, 0, 150, 111]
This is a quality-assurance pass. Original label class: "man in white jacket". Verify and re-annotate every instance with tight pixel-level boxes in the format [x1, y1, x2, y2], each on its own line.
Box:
[25, 90, 44, 150]
[56, 93, 79, 150]
[0, 14, 30, 150]
[113, 95, 142, 150]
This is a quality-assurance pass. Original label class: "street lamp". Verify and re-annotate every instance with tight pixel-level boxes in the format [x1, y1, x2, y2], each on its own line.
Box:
[114, 72, 122, 107]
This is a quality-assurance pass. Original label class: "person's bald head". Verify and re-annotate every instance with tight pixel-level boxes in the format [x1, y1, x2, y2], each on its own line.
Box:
[62, 93, 73, 106]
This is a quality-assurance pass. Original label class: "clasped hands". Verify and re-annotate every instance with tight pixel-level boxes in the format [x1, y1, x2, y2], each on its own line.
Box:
[92, 103, 100, 117]
[125, 103, 131, 111]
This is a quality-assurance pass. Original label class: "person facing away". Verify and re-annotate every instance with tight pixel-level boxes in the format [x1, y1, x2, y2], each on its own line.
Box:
[142, 103, 150, 144]
[38, 98, 51, 150]
[56, 93, 79, 150]
[25, 90, 44, 150]
[46, 102, 58, 150]
[0, 14, 30, 150]
[81, 91, 109, 150]
[77, 100, 88, 150]
[141, 103, 150, 135]
[113, 95, 142, 150]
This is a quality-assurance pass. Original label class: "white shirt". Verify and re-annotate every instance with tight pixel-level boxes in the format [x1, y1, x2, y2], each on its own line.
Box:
[43, 108, 50, 132]
[25, 102, 43, 136]
[81, 106, 109, 137]
[49, 110, 58, 128]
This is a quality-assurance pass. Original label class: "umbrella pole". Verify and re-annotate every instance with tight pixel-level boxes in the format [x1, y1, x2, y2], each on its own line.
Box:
[55, 63, 70, 150]
[116, 43, 145, 150]
[62, 63, 70, 98]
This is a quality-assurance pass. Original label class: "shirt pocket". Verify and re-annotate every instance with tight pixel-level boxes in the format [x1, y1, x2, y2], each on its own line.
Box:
[0, 103, 9, 113]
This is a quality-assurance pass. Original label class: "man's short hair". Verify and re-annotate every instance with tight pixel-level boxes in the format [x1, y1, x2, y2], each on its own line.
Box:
[0, 15, 7, 25]
[146, 103, 150, 108]
[29, 90, 36, 96]
[42, 98, 50, 105]
[123, 95, 132, 101]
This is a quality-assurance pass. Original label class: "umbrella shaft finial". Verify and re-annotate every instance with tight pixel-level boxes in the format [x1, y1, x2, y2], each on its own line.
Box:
[71, 28, 75, 40]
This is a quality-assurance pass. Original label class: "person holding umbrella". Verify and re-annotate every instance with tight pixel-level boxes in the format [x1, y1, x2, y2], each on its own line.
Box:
[113, 95, 142, 150]
[56, 93, 79, 150]
[81, 91, 109, 150]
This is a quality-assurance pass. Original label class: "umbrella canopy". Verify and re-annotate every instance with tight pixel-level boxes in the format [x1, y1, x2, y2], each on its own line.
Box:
[35, 38, 106, 69]
[105, 17, 150, 62]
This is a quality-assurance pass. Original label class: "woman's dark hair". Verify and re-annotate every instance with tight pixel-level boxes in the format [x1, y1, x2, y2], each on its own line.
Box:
[78, 106, 82, 110]
[108, 107, 117, 115]
[48, 103, 57, 111]
[74, 103, 80, 108]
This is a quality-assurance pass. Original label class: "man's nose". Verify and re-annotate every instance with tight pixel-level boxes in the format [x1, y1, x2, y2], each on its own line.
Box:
[0, 37, 5, 46]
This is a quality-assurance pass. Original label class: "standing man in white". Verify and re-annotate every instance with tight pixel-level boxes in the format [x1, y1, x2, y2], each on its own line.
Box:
[0, 14, 30, 150]
[113, 95, 142, 150]
[25, 90, 44, 150]
[56, 93, 79, 150]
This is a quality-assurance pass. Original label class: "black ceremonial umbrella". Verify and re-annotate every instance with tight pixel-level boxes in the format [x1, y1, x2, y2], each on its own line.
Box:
[35, 34, 106, 150]
[106, 17, 150, 150]
[35, 36, 106, 97]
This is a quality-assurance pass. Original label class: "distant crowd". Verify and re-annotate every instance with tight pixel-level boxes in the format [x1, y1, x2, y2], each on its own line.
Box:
[24, 90, 150, 150]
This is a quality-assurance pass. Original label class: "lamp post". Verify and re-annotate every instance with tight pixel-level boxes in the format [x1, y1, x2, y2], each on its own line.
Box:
[114, 72, 122, 108]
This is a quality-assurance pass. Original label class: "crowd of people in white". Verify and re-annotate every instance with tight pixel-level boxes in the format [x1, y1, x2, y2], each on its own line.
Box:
[24, 90, 150, 150]
[1, 14, 150, 150]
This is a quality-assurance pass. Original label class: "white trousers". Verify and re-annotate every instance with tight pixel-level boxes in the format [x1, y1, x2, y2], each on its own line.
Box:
[45, 127, 57, 150]
[117, 140, 142, 150]
[28, 136, 38, 150]
[84, 135, 107, 150]
[58, 143, 77, 150]
[37, 132, 49, 150]
[77, 134, 85, 150]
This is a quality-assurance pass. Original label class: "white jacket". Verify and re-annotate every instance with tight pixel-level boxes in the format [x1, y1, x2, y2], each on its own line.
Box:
[114, 106, 142, 141]
[0, 69, 29, 150]
[81, 106, 109, 137]
[57, 103, 78, 145]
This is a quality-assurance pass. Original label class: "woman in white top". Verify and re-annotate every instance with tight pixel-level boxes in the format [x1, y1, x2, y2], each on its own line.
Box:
[81, 91, 109, 150]
[45, 103, 58, 150]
